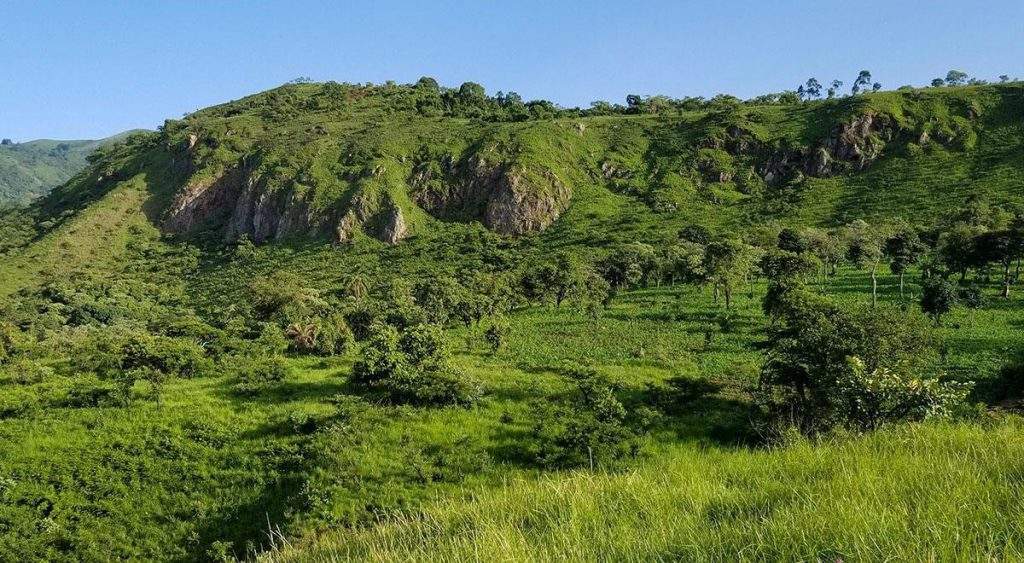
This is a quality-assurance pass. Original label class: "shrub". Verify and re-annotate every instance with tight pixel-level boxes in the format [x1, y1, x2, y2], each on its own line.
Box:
[957, 284, 986, 309]
[530, 366, 641, 469]
[920, 277, 958, 326]
[484, 319, 508, 353]
[313, 314, 354, 356]
[833, 357, 973, 431]
[62, 377, 118, 408]
[758, 294, 968, 434]
[352, 322, 481, 406]
[231, 354, 291, 395]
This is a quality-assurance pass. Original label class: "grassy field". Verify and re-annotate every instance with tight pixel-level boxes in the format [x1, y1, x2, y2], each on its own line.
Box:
[274, 419, 1024, 562]
[1, 266, 1020, 560]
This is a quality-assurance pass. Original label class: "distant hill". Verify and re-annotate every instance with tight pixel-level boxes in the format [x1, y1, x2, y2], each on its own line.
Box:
[0, 131, 144, 205]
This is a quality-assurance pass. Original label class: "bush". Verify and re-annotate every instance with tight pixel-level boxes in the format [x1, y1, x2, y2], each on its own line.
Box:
[758, 294, 968, 434]
[833, 357, 973, 431]
[231, 354, 291, 395]
[352, 322, 481, 406]
[313, 314, 354, 356]
[530, 366, 641, 469]
[958, 284, 986, 309]
[484, 319, 508, 353]
[62, 377, 118, 408]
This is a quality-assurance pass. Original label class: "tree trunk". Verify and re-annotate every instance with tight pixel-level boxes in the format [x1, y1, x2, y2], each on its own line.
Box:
[871, 266, 878, 307]
[899, 272, 905, 298]
[1004, 261, 1012, 299]
[725, 286, 732, 309]
[713, 285, 719, 304]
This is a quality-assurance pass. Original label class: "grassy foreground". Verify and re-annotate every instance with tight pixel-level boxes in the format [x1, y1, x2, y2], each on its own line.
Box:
[272, 418, 1024, 562]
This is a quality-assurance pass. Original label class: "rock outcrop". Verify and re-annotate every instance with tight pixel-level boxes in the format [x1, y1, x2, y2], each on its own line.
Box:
[756, 113, 895, 184]
[483, 169, 569, 235]
[412, 155, 570, 236]
[378, 205, 408, 244]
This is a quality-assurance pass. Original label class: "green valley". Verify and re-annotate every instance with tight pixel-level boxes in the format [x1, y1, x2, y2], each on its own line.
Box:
[1, 77, 1023, 562]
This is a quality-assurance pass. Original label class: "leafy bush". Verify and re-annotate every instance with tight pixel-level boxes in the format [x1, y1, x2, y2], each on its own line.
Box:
[484, 319, 508, 353]
[352, 322, 481, 406]
[833, 357, 973, 431]
[758, 292, 969, 434]
[530, 365, 641, 469]
[230, 354, 291, 395]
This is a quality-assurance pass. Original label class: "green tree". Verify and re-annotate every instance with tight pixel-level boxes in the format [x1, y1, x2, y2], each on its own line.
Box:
[885, 226, 927, 297]
[844, 220, 887, 306]
[945, 70, 969, 86]
[703, 239, 759, 309]
[920, 277, 958, 326]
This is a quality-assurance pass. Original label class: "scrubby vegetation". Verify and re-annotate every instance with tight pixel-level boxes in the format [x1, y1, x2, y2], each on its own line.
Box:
[1, 76, 1023, 561]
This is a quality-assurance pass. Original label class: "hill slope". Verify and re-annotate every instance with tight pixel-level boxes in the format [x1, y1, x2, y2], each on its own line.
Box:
[2, 80, 1022, 300]
[0, 131, 143, 205]
[0, 80, 1023, 561]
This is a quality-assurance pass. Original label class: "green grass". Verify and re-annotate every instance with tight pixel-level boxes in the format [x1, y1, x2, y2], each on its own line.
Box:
[273, 418, 1024, 562]
[1, 270, 1020, 560]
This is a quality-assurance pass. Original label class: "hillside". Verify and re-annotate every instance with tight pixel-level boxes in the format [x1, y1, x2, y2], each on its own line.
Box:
[0, 80, 1023, 561]
[0, 131, 143, 205]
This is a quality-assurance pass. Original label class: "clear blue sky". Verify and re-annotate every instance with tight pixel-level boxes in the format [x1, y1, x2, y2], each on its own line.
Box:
[2, 0, 1021, 140]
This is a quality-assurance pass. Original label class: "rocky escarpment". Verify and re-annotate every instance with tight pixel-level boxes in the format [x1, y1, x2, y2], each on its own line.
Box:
[410, 155, 570, 236]
[163, 165, 327, 243]
[722, 113, 898, 185]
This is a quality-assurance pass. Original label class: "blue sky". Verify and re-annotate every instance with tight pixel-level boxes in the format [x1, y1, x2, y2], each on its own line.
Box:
[2, 0, 1022, 140]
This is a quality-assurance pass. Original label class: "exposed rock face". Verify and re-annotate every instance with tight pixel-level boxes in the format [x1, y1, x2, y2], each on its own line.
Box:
[757, 113, 895, 184]
[378, 205, 408, 244]
[484, 169, 569, 235]
[335, 210, 359, 243]
[412, 155, 571, 236]
[162, 167, 247, 234]
[163, 165, 325, 243]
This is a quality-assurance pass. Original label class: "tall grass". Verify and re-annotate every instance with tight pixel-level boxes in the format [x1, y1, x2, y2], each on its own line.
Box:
[274, 418, 1024, 562]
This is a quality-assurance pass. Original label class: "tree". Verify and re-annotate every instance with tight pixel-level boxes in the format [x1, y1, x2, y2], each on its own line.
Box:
[777, 227, 808, 254]
[625, 94, 643, 112]
[920, 277, 958, 326]
[679, 224, 712, 245]
[872, 82, 882, 93]
[976, 222, 1024, 298]
[703, 239, 758, 309]
[0, 139, 12, 146]
[352, 322, 481, 406]
[484, 318, 508, 353]
[804, 227, 844, 285]
[945, 70, 969, 86]
[457, 81, 486, 100]
[884, 226, 927, 297]
[415, 76, 440, 90]
[758, 293, 961, 434]
[931, 78, 946, 88]
[599, 243, 657, 290]
[852, 70, 872, 95]
[827, 79, 843, 99]
[804, 78, 822, 99]
[662, 241, 705, 286]
[845, 220, 886, 306]
[937, 224, 984, 281]
[1000, 75, 1011, 83]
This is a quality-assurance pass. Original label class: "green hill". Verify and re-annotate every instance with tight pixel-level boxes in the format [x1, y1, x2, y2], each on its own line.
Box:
[0, 80, 1023, 561]
[0, 131, 143, 205]
[2, 80, 1022, 297]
